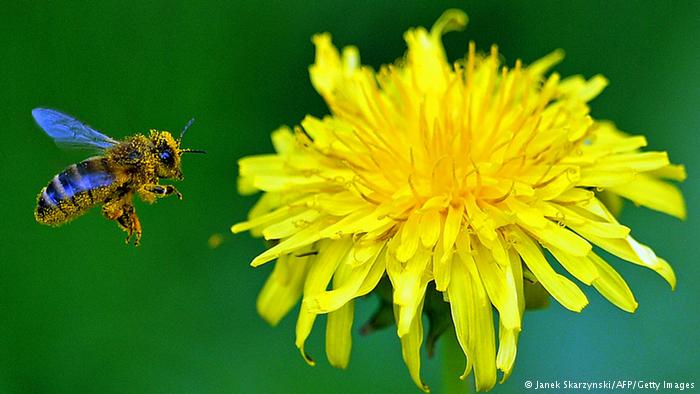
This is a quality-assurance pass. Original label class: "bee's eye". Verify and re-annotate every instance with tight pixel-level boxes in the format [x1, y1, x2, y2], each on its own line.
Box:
[159, 150, 174, 165]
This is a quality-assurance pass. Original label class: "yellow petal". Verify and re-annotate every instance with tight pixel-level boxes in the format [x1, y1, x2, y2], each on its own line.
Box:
[262, 210, 321, 240]
[508, 247, 526, 312]
[251, 174, 325, 192]
[350, 239, 384, 265]
[559, 74, 608, 102]
[257, 253, 311, 325]
[509, 227, 588, 312]
[237, 175, 257, 195]
[432, 231, 454, 292]
[395, 300, 429, 392]
[231, 205, 291, 235]
[312, 191, 368, 217]
[589, 132, 648, 154]
[295, 308, 317, 366]
[509, 199, 592, 257]
[534, 168, 577, 201]
[496, 321, 520, 382]
[325, 300, 354, 369]
[527, 49, 565, 76]
[319, 207, 392, 239]
[396, 212, 421, 262]
[547, 245, 599, 285]
[325, 261, 356, 369]
[594, 151, 669, 173]
[238, 155, 284, 178]
[404, 24, 449, 94]
[649, 164, 686, 181]
[251, 221, 326, 267]
[577, 196, 617, 223]
[588, 253, 638, 312]
[305, 245, 382, 313]
[443, 202, 464, 258]
[296, 239, 352, 364]
[552, 188, 594, 204]
[557, 204, 631, 239]
[575, 233, 676, 289]
[465, 196, 497, 243]
[609, 174, 686, 219]
[309, 33, 342, 97]
[496, 248, 524, 382]
[303, 240, 351, 295]
[472, 241, 520, 330]
[356, 248, 388, 296]
[326, 299, 354, 369]
[577, 169, 637, 187]
[419, 209, 442, 248]
[270, 126, 296, 153]
[394, 250, 431, 337]
[447, 252, 497, 391]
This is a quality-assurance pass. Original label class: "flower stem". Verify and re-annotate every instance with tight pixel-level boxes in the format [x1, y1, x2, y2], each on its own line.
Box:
[441, 329, 471, 394]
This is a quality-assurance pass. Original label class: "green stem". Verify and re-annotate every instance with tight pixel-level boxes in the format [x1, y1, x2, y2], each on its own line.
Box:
[441, 329, 472, 393]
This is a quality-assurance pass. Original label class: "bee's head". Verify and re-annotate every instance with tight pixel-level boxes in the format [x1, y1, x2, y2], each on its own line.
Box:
[150, 119, 205, 180]
[149, 130, 183, 179]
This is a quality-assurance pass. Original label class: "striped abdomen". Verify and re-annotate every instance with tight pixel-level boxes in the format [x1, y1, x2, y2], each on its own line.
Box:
[35, 158, 117, 225]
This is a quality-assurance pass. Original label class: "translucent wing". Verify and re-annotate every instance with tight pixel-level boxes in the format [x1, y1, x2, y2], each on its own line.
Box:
[32, 108, 118, 151]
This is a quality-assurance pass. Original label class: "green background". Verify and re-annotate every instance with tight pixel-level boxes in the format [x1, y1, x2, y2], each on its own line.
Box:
[1, 1, 698, 393]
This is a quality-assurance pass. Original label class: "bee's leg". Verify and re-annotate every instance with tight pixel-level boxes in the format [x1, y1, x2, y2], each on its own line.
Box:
[102, 198, 125, 221]
[102, 197, 142, 246]
[140, 184, 183, 201]
[117, 205, 142, 246]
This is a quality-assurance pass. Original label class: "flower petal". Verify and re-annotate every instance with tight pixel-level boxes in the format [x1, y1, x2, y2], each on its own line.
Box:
[496, 247, 525, 380]
[395, 299, 429, 392]
[231, 205, 291, 234]
[583, 234, 676, 289]
[296, 239, 352, 364]
[496, 322, 520, 382]
[547, 245, 599, 285]
[404, 26, 448, 95]
[447, 250, 497, 391]
[257, 252, 312, 325]
[394, 250, 431, 337]
[509, 227, 588, 312]
[472, 240, 520, 330]
[251, 221, 326, 267]
[396, 212, 422, 262]
[325, 262, 356, 369]
[420, 209, 442, 248]
[262, 209, 321, 240]
[508, 199, 592, 257]
[432, 232, 454, 292]
[326, 300, 354, 369]
[609, 174, 686, 219]
[309, 33, 342, 97]
[443, 202, 464, 256]
[588, 253, 638, 312]
[305, 244, 383, 313]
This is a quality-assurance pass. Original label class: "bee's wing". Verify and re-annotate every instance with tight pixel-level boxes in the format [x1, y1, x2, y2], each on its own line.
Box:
[32, 108, 119, 151]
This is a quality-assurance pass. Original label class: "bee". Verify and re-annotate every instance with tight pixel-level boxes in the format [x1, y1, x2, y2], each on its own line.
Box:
[33, 108, 205, 246]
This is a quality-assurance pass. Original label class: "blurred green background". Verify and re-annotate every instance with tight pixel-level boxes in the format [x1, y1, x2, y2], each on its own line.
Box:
[1, 1, 698, 393]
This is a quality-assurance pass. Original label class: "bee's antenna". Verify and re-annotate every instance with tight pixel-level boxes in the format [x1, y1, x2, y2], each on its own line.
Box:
[181, 149, 207, 154]
[179, 117, 195, 140]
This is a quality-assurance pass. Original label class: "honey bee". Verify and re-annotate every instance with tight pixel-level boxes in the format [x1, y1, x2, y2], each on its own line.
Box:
[33, 108, 205, 245]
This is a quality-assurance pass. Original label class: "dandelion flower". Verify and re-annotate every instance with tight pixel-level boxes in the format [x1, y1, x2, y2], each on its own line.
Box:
[233, 9, 686, 392]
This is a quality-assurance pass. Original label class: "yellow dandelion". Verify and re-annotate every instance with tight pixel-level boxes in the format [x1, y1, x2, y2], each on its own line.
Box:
[233, 9, 686, 392]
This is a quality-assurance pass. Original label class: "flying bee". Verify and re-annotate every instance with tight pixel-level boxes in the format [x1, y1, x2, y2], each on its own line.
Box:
[33, 108, 205, 246]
